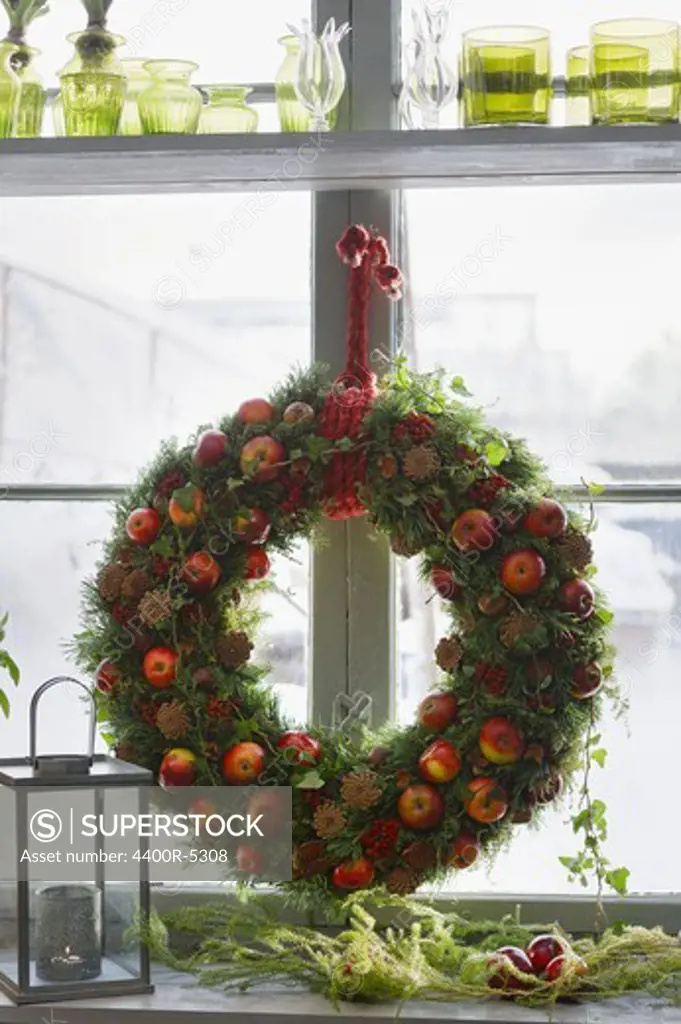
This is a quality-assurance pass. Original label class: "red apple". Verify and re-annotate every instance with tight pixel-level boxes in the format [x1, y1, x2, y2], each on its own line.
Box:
[159, 748, 197, 787]
[143, 647, 178, 688]
[545, 954, 587, 982]
[231, 507, 271, 545]
[419, 739, 462, 783]
[222, 741, 267, 784]
[430, 566, 463, 601]
[193, 429, 228, 467]
[248, 787, 287, 829]
[417, 692, 458, 732]
[397, 784, 445, 830]
[126, 507, 160, 545]
[524, 498, 568, 539]
[571, 663, 603, 700]
[480, 717, 524, 765]
[237, 398, 275, 425]
[332, 857, 374, 890]
[180, 550, 221, 593]
[95, 658, 121, 695]
[558, 579, 595, 620]
[447, 833, 480, 869]
[526, 934, 568, 975]
[501, 549, 546, 596]
[236, 845, 265, 874]
[451, 509, 497, 553]
[277, 731, 321, 764]
[465, 778, 508, 824]
[240, 435, 286, 482]
[168, 485, 205, 528]
[488, 946, 535, 991]
[283, 401, 315, 425]
[244, 547, 270, 580]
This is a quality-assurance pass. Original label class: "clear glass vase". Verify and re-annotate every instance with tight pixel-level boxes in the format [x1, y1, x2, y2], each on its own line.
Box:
[198, 85, 258, 134]
[119, 58, 152, 135]
[58, 30, 126, 137]
[139, 59, 201, 134]
[405, 6, 457, 129]
[288, 18, 349, 132]
[11, 46, 45, 137]
[0, 42, 20, 138]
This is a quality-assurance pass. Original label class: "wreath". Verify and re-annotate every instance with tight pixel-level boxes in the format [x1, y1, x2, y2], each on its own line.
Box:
[75, 225, 613, 901]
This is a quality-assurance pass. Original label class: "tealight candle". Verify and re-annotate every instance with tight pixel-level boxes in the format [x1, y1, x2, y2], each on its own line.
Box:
[35, 885, 102, 983]
[591, 19, 679, 124]
[462, 26, 551, 127]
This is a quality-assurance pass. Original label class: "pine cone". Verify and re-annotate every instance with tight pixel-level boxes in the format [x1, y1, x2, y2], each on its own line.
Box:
[403, 444, 441, 481]
[293, 841, 329, 879]
[193, 667, 216, 690]
[156, 701, 190, 740]
[121, 568, 152, 602]
[138, 588, 173, 628]
[385, 866, 418, 895]
[313, 801, 347, 839]
[340, 770, 382, 810]
[216, 631, 253, 669]
[556, 527, 594, 572]
[390, 532, 422, 558]
[435, 636, 463, 672]
[98, 564, 127, 602]
[499, 609, 544, 649]
[114, 742, 138, 764]
[402, 840, 438, 872]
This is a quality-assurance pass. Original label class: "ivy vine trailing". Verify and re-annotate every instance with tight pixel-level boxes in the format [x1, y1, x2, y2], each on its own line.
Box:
[0, 612, 20, 719]
[74, 225, 627, 909]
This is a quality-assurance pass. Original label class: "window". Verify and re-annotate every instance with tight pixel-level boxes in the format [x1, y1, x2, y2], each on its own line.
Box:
[1, 0, 678, 921]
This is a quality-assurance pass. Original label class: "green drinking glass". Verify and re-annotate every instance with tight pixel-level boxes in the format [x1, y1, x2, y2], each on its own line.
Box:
[139, 59, 201, 134]
[566, 45, 591, 127]
[59, 30, 126, 137]
[119, 58, 152, 135]
[198, 85, 258, 134]
[462, 26, 551, 126]
[591, 19, 679, 125]
[0, 41, 20, 137]
[11, 45, 45, 137]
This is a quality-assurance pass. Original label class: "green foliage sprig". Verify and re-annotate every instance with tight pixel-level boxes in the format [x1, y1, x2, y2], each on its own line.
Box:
[0, 612, 20, 719]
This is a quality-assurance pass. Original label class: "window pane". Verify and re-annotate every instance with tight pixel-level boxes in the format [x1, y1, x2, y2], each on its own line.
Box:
[397, 505, 681, 894]
[0, 503, 310, 756]
[0, 193, 310, 485]
[32, 0, 310, 86]
[403, 185, 681, 484]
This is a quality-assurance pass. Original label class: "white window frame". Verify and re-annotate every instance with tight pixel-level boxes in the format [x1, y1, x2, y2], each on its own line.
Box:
[3, 0, 681, 932]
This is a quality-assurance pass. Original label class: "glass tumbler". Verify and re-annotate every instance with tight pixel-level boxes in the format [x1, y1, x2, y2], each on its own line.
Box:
[462, 26, 552, 126]
[591, 19, 679, 124]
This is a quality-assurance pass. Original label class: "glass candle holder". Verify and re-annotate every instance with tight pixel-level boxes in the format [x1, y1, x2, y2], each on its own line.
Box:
[11, 46, 45, 137]
[59, 30, 126, 137]
[591, 19, 679, 125]
[462, 26, 551, 126]
[566, 45, 591, 126]
[35, 885, 102, 983]
[119, 58, 152, 135]
[138, 59, 201, 134]
[198, 85, 259, 133]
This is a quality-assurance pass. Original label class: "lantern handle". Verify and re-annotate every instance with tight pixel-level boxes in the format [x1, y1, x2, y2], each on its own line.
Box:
[29, 677, 96, 767]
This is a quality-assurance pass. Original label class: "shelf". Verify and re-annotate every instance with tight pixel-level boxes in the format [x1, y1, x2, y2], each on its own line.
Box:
[2, 125, 681, 196]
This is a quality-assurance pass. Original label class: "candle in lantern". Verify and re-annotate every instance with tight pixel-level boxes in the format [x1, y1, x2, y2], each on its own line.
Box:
[35, 885, 102, 983]
[462, 26, 551, 127]
[591, 19, 679, 124]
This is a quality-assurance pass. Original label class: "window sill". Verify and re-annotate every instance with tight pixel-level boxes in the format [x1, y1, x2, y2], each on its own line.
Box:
[0, 972, 678, 1024]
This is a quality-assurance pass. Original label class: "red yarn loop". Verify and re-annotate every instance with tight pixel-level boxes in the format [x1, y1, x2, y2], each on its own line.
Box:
[321, 226, 402, 521]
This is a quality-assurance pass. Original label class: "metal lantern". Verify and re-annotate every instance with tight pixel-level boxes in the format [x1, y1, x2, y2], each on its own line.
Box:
[0, 677, 154, 1004]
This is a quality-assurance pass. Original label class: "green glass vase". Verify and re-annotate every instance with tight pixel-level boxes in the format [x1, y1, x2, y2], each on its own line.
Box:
[59, 30, 126, 137]
[11, 46, 45, 137]
[139, 60, 201, 134]
[462, 26, 551, 126]
[198, 85, 258, 134]
[566, 45, 591, 126]
[0, 42, 20, 138]
[591, 19, 679, 125]
[275, 34, 338, 131]
[119, 58, 152, 135]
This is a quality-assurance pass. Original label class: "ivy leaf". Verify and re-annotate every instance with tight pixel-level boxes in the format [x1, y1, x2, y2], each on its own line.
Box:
[586, 481, 606, 496]
[306, 436, 333, 462]
[227, 477, 244, 491]
[0, 689, 9, 719]
[0, 651, 19, 685]
[292, 769, 325, 790]
[591, 748, 608, 769]
[486, 439, 509, 467]
[597, 608, 615, 625]
[396, 494, 419, 507]
[605, 867, 630, 896]
[336, 437, 355, 452]
[589, 733, 602, 746]
[232, 718, 258, 741]
[101, 732, 115, 748]
[172, 484, 198, 513]
[151, 534, 175, 558]
[289, 449, 304, 461]
[572, 809, 590, 833]
[558, 855, 576, 868]
[450, 375, 471, 397]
